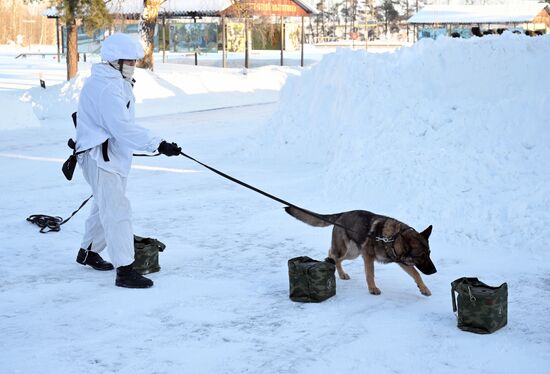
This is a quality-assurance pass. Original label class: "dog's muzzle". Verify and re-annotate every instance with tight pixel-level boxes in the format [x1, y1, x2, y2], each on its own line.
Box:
[416, 259, 437, 275]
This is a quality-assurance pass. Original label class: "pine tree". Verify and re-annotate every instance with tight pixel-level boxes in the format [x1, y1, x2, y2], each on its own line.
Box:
[377, 0, 399, 35]
[341, 0, 350, 38]
[54, 0, 111, 80]
[327, 2, 341, 38]
[315, 1, 327, 39]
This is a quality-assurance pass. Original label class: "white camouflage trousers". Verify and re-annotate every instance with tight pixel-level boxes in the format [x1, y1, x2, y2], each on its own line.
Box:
[78, 152, 134, 268]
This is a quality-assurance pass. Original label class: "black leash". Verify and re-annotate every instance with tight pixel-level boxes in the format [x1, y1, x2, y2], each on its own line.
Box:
[27, 195, 93, 233]
[177, 151, 357, 234]
[179, 151, 298, 207]
[133, 152, 161, 157]
[28, 153, 160, 233]
[28, 150, 364, 237]
[177, 151, 417, 252]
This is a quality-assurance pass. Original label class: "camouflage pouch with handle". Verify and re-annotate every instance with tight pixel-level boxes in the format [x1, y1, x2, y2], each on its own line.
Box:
[288, 256, 336, 303]
[451, 277, 508, 334]
[133, 235, 166, 275]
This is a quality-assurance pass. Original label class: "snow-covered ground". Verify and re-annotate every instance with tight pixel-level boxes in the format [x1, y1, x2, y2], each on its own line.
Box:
[1, 35, 549, 373]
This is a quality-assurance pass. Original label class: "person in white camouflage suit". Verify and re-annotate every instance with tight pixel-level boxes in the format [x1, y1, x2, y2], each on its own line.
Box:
[75, 33, 181, 288]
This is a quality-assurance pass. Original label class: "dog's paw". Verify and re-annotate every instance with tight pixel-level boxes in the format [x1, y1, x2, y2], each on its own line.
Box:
[339, 273, 351, 280]
[419, 286, 432, 296]
[369, 287, 381, 295]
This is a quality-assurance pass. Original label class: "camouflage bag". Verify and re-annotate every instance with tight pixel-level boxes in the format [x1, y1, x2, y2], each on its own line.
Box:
[288, 256, 336, 303]
[451, 277, 508, 334]
[133, 235, 166, 275]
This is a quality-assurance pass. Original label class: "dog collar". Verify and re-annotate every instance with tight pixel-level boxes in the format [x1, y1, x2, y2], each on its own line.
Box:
[375, 227, 415, 263]
[375, 227, 414, 244]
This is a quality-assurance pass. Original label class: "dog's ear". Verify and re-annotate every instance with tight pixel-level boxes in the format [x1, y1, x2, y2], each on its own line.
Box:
[420, 225, 433, 240]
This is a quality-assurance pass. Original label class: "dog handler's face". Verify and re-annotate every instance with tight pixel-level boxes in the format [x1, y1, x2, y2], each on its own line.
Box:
[120, 59, 137, 80]
[120, 59, 136, 66]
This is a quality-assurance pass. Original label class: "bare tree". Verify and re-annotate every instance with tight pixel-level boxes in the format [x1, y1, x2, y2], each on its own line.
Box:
[342, 0, 349, 38]
[376, 0, 399, 35]
[327, 2, 341, 38]
[315, 1, 327, 39]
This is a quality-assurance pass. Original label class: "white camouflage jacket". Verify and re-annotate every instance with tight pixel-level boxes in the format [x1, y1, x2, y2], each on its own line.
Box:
[76, 63, 161, 176]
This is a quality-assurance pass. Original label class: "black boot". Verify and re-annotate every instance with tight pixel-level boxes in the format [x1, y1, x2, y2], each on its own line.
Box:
[76, 248, 114, 271]
[115, 264, 154, 289]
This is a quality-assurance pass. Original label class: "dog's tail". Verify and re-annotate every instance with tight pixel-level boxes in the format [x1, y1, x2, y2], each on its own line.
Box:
[284, 206, 342, 227]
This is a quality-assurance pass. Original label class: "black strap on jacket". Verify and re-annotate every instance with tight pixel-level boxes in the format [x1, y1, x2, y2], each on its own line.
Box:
[101, 139, 110, 161]
[71, 112, 110, 162]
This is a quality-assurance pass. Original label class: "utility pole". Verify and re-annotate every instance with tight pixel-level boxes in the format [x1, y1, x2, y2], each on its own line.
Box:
[193, 17, 197, 66]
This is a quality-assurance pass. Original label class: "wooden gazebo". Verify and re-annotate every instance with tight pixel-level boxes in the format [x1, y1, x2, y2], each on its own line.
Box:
[110, 0, 317, 67]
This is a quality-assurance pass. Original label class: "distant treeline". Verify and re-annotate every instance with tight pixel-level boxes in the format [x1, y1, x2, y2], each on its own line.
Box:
[0, 0, 56, 45]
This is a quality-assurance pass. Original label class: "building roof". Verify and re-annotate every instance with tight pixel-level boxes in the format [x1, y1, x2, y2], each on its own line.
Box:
[290, 1, 317, 15]
[109, 0, 233, 17]
[408, 3, 550, 24]
[44, 0, 316, 18]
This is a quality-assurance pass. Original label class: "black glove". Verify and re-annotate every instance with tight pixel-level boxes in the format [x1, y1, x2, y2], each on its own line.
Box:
[158, 141, 181, 157]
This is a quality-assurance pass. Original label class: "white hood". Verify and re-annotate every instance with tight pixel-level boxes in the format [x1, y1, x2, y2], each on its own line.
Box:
[100, 33, 144, 61]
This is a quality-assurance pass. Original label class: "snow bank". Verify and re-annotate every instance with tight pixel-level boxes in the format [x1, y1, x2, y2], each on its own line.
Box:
[28, 63, 296, 120]
[0, 91, 42, 130]
[259, 33, 550, 251]
[26, 71, 89, 120]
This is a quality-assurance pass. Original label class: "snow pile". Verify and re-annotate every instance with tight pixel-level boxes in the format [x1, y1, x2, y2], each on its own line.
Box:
[28, 63, 296, 120]
[260, 33, 550, 250]
[0, 91, 41, 130]
[26, 71, 89, 120]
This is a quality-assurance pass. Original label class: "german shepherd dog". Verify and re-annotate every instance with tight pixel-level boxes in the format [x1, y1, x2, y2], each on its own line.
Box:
[285, 207, 436, 296]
